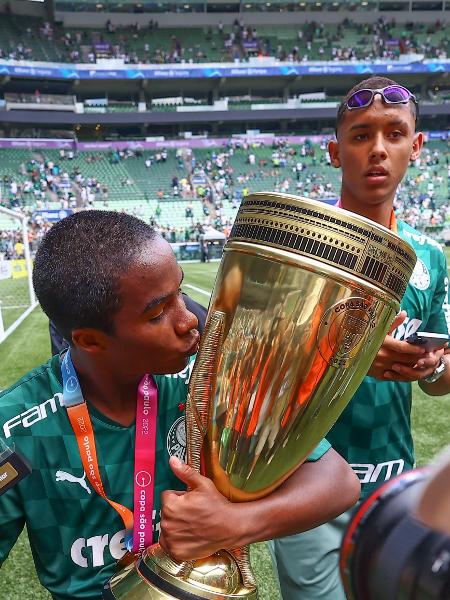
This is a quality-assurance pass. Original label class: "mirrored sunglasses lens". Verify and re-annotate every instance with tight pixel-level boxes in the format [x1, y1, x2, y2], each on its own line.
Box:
[383, 86, 410, 103]
[347, 90, 373, 108]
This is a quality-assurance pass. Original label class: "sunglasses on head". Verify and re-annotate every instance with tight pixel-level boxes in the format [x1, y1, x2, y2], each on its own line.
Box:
[345, 85, 417, 111]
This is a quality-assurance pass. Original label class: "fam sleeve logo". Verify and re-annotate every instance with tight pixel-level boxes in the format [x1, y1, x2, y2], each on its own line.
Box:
[3, 393, 64, 438]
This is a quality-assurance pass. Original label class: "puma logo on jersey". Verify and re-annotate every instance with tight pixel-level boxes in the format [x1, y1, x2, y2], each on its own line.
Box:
[3, 392, 64, 438]
[56, 470, 91, 494]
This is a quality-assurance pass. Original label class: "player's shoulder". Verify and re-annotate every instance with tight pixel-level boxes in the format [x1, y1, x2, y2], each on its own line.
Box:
[398, 220, 445, 258]
[0, 355, 63, 434]
[0, 356, 59, 402]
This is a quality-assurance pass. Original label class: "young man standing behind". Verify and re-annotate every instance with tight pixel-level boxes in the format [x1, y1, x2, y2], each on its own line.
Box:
[269, 76, 450, 599]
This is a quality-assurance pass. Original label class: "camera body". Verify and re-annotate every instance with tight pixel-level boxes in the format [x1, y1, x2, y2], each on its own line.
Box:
[340, 468, 450, 600]
[0, 437, 32, 496]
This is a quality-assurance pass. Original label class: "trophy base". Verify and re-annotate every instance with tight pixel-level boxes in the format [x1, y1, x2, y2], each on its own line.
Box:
[103, 545, 258, 600]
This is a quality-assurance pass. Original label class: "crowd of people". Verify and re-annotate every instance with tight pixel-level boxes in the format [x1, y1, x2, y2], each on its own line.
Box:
[0, 15, 447, 65]
[216, 17, 448, 64]
[0, 134, 448, 257]
[394, 143, 450, 229]
[1, 154, 79, 210]
[0, 222, 52, 259]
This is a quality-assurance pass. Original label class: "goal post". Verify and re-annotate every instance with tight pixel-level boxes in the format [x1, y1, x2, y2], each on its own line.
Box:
[0, 206, 38, 343]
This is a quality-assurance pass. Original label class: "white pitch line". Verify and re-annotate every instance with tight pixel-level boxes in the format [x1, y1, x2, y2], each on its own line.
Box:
[0, 301, 38, 343]
[184, 284, 210, 297]
[1, 304, 30, 310]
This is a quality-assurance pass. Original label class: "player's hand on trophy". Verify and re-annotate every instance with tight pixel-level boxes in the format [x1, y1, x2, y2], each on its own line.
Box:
[367, 311, 443, 382]
[159, 456, 238, 562]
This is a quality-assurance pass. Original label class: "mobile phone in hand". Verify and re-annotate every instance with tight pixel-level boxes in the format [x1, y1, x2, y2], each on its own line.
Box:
[406, 332, 449, 352]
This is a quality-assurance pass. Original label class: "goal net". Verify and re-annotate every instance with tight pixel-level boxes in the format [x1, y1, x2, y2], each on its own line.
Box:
[0, 206, 38, 343]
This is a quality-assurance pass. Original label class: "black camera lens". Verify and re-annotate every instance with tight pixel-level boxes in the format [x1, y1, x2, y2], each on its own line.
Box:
[341, 470, 450, 600]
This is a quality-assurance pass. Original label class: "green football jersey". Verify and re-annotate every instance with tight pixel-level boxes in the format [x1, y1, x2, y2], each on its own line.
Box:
[328, 220, 450, 500]
[0, 354, 192, 599]
[0, 354, 330, 599]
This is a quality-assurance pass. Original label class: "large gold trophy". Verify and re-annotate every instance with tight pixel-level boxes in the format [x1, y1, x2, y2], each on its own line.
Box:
[103, 193, 416, 600]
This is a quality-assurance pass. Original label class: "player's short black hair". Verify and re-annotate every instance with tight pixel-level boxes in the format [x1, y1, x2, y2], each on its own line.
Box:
[33, 210, 159, 343]
[335, 76, 418, 135]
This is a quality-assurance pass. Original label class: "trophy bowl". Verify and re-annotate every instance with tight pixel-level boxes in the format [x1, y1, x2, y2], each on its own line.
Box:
[103, 193, 417, 600]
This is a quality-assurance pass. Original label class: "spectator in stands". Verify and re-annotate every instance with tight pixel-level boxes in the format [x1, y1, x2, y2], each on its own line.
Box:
[0, 211, 359, 599]
[269, 76, 450, 600]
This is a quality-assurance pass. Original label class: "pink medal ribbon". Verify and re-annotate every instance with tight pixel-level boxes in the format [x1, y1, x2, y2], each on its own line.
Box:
[63, 349, 159, 556]
[132, 374, 158, 553]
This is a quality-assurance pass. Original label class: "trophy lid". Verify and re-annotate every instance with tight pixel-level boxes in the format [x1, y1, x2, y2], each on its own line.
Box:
[229, 192, 417, 303]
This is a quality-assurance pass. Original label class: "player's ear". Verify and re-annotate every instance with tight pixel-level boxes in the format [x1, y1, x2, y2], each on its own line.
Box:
[71, 328, 109, 354]
[328, 139, 341, 168]
[410, 132, 424, 162]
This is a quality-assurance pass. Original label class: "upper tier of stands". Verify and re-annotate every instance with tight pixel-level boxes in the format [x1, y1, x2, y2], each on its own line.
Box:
[0, 138, 448, 245]
[0, 15, 447, 64]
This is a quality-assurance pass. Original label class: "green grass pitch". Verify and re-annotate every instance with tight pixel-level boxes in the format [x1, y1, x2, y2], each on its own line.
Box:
[0, 256, 449, 599]
[0, 277, 33, 331]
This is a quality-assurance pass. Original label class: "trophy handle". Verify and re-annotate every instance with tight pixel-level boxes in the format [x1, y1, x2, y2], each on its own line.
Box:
[229, 546, 257, 589]
[186, 310, 226, 473]
[176, 311, 224, 581]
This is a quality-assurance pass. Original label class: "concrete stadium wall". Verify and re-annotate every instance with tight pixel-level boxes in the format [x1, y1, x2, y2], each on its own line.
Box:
[0, 1, 447, 26]
[0, 101, 447, 126]
[0, 0, 47, 17]
[55, 10, 448, 28]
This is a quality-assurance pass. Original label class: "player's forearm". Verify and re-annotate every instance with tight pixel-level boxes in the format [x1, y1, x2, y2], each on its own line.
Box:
[159, 450, 359, 561]
[229, 449, 360, 548]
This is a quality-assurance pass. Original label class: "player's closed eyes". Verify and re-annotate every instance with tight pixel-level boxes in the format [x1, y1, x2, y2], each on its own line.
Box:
[148, 289, 183, 322]
[149, 309, 164, 322]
